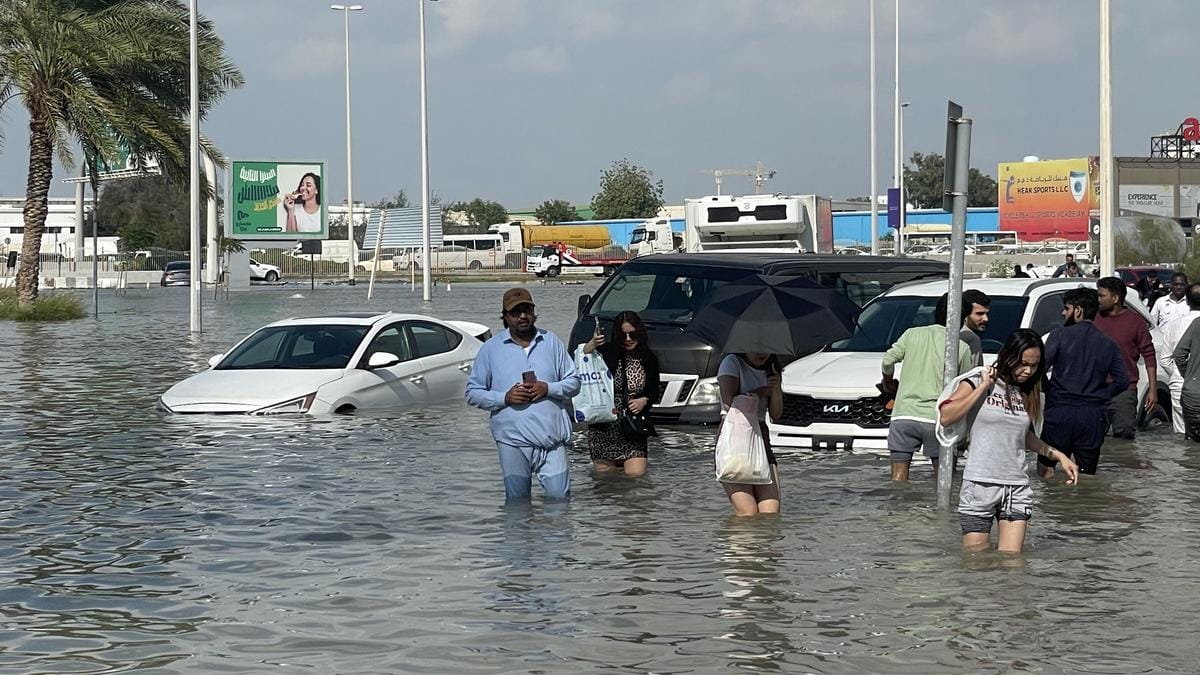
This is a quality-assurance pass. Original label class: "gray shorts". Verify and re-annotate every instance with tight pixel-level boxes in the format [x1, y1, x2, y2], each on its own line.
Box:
[958, 480, 1032, 534]
[887, 419, 940, 462]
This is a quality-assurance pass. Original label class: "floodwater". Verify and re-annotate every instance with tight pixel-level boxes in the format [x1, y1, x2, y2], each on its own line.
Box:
[1, 280, 1197, 674]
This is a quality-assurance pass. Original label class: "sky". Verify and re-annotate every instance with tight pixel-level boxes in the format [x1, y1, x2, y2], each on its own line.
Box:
[0, 0, 1196, 211]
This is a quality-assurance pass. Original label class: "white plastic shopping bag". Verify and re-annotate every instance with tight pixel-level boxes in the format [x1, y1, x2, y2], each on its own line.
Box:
[715, 394, 772, 484]
[571, 346, 618, 424]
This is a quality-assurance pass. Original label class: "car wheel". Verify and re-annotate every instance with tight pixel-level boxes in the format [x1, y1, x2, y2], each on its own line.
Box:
[265, 271, 279, 282]
[604, 265, 617, 277]
[468, 260, 482, 270]
[547, 265, 561, 278]
[335, 404, 357, 414]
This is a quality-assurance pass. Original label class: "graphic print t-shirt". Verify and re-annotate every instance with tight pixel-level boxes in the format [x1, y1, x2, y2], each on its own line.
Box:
[962, 375, 1033, 486]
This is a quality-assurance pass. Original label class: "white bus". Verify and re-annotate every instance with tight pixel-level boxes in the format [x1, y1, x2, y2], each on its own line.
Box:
[394, 234, 509, 270]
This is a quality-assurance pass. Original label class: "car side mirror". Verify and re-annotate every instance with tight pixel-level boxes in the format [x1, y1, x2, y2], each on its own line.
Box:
[577, 294, 591, 318]
[207, 353, 223, 368]
[367, 352, 401, 369]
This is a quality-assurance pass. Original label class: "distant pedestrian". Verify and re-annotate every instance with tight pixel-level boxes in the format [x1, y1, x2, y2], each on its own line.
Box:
[1063, 261, 1082, 278]
[879, 294, 975, 481]
[465, 288, 581, 501]
[1161, 283, 1200, 435]
[1013, 264, 1030, 278]
[1051, 253, 1076, 278]
[1095, 277, 1158, 439]
[582, 311, 660, 478]
[1136, 270, 1166, 307]
[1036, 288, 1129, 479]
[1026, 263, 1041, 278]
[717, 352, 783, 515]
[1150, 273, 1189, 326]
[959, 289, 992, 367]
[938, 329, 1078, 553]
[1171, 313, 1200, 441]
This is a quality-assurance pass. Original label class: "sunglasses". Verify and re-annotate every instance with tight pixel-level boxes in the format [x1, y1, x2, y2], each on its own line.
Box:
[622, 331, 639, 340]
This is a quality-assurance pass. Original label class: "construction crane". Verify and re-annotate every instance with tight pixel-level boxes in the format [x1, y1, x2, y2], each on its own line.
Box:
[704, 161, 777, 195]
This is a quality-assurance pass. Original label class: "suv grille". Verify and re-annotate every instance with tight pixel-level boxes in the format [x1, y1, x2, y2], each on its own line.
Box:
[779, 393, 891, 429]
[654, 380, 695, 405]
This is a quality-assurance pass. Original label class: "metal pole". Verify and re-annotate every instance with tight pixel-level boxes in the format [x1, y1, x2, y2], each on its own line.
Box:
[869, 0, 879, 255]
[893, 0, 902, 256]
[1099, 0, 1115, 277]
[188, 0, 201, 333]
[937, 117, 972, 509]
[334, 4, 362, 286]
[91, 176, 98, 316]
[418, 0, 432, 302]
[74, 167, 84, 269]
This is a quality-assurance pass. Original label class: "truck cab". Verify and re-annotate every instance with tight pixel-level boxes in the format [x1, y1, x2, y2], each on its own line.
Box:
[630, 218, 681, 257]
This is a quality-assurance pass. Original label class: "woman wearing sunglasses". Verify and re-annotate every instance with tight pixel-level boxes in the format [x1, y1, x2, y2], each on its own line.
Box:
[582, 311, 661, 477]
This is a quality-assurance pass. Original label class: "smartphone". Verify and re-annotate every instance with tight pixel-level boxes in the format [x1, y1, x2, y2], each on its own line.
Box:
[522, 370, 537, 384]
[593, 317, 602, 337]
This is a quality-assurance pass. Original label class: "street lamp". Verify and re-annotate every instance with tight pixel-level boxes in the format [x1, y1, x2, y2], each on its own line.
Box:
[898, 101, 910, 254]
[869, 0, 879, 255]
[893, 0, 901, 256]
[331, 4, 363, 286]
[418, 0, 435, 302]
[188, 0, 201, 332]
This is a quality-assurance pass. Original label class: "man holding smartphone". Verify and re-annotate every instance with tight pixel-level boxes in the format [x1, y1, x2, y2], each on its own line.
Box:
[466, 288, 581, 501]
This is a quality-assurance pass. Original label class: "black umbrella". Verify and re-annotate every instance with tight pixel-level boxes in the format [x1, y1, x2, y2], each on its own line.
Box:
[685, 274, 860, 356]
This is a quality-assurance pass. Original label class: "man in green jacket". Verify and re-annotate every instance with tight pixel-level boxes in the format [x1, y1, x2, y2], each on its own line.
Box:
[879, 293, 975, 481]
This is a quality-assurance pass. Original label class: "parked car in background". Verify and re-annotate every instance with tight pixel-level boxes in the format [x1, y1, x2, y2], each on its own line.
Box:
[1117, 266, 1175, 290]
[771, 277, 1167, 454]
[157, 312, 490, 414]
[249, 258, 281, 282]
[160, 260, 190, 286]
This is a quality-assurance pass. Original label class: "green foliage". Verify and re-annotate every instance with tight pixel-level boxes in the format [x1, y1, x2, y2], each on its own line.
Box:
[1, 0, 243, 304]
[591, 158, 664, 219]
[370, 190, 409, 210]
[447, 198, 508, 233]
[534, 199, 580, 225]
[100, 175, 194, 251]
[1114, 216, 1186, 266]
[903, 152, 998, 209]
[986, 257, 1014, 279]
[0, 288, 85, 321]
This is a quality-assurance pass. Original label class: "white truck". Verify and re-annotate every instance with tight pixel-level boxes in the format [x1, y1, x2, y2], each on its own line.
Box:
[682, 193, 834, 254]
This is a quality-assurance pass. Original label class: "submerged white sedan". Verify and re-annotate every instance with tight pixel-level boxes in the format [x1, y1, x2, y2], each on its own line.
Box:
[157, 312, 489, 414]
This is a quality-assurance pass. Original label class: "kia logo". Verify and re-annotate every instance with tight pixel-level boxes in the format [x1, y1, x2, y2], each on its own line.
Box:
[822, 404, 850, 414]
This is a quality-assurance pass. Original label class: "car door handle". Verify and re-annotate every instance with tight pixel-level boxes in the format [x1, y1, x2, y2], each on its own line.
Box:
[458, 362, 472, 372]
[410, 374, 424, 384]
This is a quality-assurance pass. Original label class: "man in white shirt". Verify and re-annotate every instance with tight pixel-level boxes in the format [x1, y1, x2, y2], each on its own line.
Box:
[1150, 273, 1190, 327]
[1160, 282, 1200, 434]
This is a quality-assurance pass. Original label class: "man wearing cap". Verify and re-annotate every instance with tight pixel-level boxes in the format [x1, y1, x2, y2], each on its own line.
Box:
[466, 288, 580, 501]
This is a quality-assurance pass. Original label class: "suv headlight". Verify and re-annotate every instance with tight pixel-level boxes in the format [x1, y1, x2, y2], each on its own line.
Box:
[253, 392, 317, 415]
[686, 377, 721, 406]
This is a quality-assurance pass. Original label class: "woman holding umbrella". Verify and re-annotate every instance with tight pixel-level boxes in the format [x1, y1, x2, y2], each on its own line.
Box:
[717, 352, 783, 515]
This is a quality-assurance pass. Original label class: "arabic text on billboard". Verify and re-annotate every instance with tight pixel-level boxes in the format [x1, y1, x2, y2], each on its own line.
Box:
[997, 157, 1098, 241]
[230, 160, 326, 239]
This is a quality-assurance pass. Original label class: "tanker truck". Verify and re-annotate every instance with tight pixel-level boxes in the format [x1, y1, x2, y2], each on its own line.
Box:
[488, 222, 612, 253]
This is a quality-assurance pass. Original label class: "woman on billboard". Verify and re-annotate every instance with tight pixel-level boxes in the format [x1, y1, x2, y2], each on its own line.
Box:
[283, 173, 322, 233]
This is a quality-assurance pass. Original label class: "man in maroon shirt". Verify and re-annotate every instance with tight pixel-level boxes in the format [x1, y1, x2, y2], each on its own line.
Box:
[1095, 277, 1158, 439]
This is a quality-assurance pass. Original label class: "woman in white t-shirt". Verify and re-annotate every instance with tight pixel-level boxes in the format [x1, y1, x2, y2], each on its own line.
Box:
[284, 173, 322, 233]
[717, 352, 783, 516]
[938, 329, 1078, 553]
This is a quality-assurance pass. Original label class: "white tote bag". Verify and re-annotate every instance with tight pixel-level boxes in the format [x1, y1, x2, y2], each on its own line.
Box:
[571, 346, 618, 424]
[715, 394, 772, 484]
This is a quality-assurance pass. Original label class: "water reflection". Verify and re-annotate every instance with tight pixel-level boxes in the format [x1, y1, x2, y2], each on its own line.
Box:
[0, 285, 1197, 673]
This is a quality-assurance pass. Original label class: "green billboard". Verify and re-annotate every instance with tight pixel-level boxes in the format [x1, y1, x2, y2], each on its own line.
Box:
[230, 160, 326, 239]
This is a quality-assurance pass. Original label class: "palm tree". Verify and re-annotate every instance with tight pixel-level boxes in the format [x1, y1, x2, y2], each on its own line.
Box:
[0, 0, 243, 307]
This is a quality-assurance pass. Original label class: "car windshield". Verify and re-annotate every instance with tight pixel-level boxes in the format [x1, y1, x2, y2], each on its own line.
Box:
[165, 261, 189, 271]
[590, 266, 757, 324]
[216, 324, 370, 370]
[827, 295, 1028, 353]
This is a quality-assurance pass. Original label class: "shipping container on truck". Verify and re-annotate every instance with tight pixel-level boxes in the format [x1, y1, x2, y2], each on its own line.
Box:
[683, 194, 834, 254]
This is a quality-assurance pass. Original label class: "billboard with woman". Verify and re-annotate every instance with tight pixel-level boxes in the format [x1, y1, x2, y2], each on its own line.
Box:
[230, 160, 326, 239]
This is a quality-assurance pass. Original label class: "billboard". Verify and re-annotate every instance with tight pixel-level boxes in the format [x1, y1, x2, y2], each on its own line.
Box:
[230, 160, 326, 239]
[997, 157, 1099, 241]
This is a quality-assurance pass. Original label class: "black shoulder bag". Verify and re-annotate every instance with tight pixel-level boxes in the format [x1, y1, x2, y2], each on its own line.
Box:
[617, 353, 657, 440]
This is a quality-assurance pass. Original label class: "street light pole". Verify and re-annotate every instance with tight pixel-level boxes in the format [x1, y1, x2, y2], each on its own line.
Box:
[418, 0, 433, 302]
[1099, 0, 1115, 277]
[893, 0, 902, 256]
[188, 0, 201, 333]
[331, 4, 363, 286]
[869, 0, 879, 255]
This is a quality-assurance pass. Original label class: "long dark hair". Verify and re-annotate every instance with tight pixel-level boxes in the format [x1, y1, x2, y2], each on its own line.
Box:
[995, 328, 1046, 426]
[611, 310, 653, 361]
[737, 353, 781, 376]
[296, 172, 321, 206]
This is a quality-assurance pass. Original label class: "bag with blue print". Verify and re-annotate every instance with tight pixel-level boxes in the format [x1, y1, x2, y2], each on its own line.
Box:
[571, 345, 617, 424]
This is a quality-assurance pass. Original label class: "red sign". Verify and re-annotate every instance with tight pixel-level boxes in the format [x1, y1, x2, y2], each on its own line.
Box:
[1184, 118, 1200, 142]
